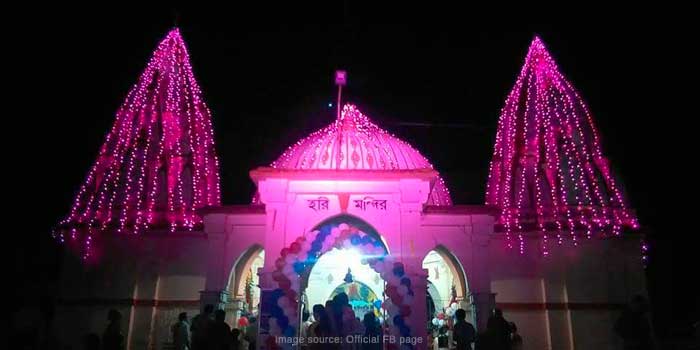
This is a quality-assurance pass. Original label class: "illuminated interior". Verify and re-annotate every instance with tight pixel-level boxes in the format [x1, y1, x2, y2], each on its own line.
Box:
[305, 247, 385, 318]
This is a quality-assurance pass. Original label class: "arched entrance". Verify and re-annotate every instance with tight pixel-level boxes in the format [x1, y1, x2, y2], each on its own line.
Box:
[422, 247, 473, 333]
[260, 215, 418, 349]
[227, 246, 265, 326]
[305, 247, 385, 319]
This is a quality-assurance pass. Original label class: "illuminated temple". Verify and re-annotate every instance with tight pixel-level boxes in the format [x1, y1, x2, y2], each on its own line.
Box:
[54, 29, 647, 350]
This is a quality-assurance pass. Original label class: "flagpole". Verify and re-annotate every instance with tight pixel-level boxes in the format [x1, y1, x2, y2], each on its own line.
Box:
[335, 70, 346, 119]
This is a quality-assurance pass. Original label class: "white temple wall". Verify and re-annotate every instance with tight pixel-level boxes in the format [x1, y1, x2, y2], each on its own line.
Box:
[487, 234, 647, 350]
[420, 211, 496, 331]
[55, 233, 213, 349]
[54, 187, 645, 350]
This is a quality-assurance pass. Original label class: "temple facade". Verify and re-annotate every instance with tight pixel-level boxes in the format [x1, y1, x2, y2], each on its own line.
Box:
[53, 29, 647, 350]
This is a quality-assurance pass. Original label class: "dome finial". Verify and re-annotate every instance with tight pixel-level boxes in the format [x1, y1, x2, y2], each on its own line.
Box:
[335, 70, 347, 121]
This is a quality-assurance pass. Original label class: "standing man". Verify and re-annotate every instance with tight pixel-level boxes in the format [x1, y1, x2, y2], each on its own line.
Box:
[210, 309, 232, 350]
[191, 304, 214, 350]
[172, 312, 191, 350]
[102, 309, 124, 350]
[487, 309, 511, 350]
[452, 309, 476, 350]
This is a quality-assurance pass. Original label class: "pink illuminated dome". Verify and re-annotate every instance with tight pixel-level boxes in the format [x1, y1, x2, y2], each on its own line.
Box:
[265, 104, 452, 205]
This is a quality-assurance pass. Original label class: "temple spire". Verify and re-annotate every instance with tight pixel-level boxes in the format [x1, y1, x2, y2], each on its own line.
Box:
[56, 28, 221, 259]
[485, 36, 638, 255]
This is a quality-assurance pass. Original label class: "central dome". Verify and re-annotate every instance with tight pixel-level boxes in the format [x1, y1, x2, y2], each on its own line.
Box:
[269, 104, 452, 205]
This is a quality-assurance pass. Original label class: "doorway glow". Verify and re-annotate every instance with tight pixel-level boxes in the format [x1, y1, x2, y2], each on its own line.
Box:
[305, 247, 384, 309]
[229, 249, 265, 315]
[423, 250, 458, 310]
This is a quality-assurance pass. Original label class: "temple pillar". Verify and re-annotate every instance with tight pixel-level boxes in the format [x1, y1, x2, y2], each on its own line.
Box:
[256, 177, 291, 350]
[127, 269, 159, 350]
[198, 212, 231, 324]
[471, 292, 496, 331]
[398, 178, 431, 350]
[225, 298, 246, 326]
[469, 219, 495, 332]
[203, 213, 229, 291]
[542, 269, 574, 350]
[407, 266, 430, 350]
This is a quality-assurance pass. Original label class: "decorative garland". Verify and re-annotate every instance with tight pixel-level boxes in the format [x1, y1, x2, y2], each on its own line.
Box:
[265, 222, 415, 349]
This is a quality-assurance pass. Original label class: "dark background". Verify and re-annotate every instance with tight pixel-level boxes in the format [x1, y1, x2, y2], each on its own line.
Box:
[10, 4, 695, 340]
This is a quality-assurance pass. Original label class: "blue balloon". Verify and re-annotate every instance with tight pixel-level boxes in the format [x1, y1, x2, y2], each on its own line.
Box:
[278, 315, 289, 329]
[373, 300, 382, 309]
[393, 265, 405, 277]
[350, 235, 361, 245]
[320, 225, 331, 236]
[307, 255, 318, 265]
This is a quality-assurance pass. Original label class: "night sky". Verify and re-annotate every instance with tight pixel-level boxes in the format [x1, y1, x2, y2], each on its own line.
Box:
[11, 4, 695, 338]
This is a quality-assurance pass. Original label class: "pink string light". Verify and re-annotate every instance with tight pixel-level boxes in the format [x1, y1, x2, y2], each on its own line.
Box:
[485, 37, 638, 255]
[55, 28, 221, 258]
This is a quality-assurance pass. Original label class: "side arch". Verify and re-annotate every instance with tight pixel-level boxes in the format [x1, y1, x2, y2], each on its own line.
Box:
[431, 245, 469, 301]
[423, 245, 475, 327]
[227, 244, 264, 299]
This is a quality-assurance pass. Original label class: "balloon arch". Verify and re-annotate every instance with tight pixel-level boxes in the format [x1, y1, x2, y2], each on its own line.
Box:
[264, 219, 415, 349]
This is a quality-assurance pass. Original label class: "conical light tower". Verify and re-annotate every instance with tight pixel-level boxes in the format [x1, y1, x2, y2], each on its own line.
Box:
[56, 28, 221, 258]
[485, 37, 638, 254]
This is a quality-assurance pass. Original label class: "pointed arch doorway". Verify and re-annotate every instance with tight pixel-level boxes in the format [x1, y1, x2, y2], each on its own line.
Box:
[300, 214, 388, 322]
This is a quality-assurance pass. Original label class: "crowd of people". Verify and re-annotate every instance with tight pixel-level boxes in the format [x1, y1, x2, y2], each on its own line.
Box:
[13, 294, 664, 349]
[431, 308, 521, 350]
[177, 304, 259, 350]
[302, 292, 379, 350]
[76, 305, 258, 350]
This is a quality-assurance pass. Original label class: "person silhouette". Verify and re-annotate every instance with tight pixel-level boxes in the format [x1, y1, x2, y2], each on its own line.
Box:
[437, 325, 450, 350]
[452, 309, 476, 350]
[244, 316, 258, 350]
[102, 309, 124, 350]
[614, 295, 655, 350]
[230, 328, 241, 350]
[300, 311, 312, 350]
[361, 312, 381, 350]
[210, 309, 232, 350]
[191, 304, 214, 350]
[509, 322, 522, 350]
[309, 304, 331, 339]
[171, 312, 190, 350]
[486, 308, 511, 350]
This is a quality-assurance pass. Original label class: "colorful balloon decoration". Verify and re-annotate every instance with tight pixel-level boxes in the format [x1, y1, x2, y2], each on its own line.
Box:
[265, 222, 415, 349]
